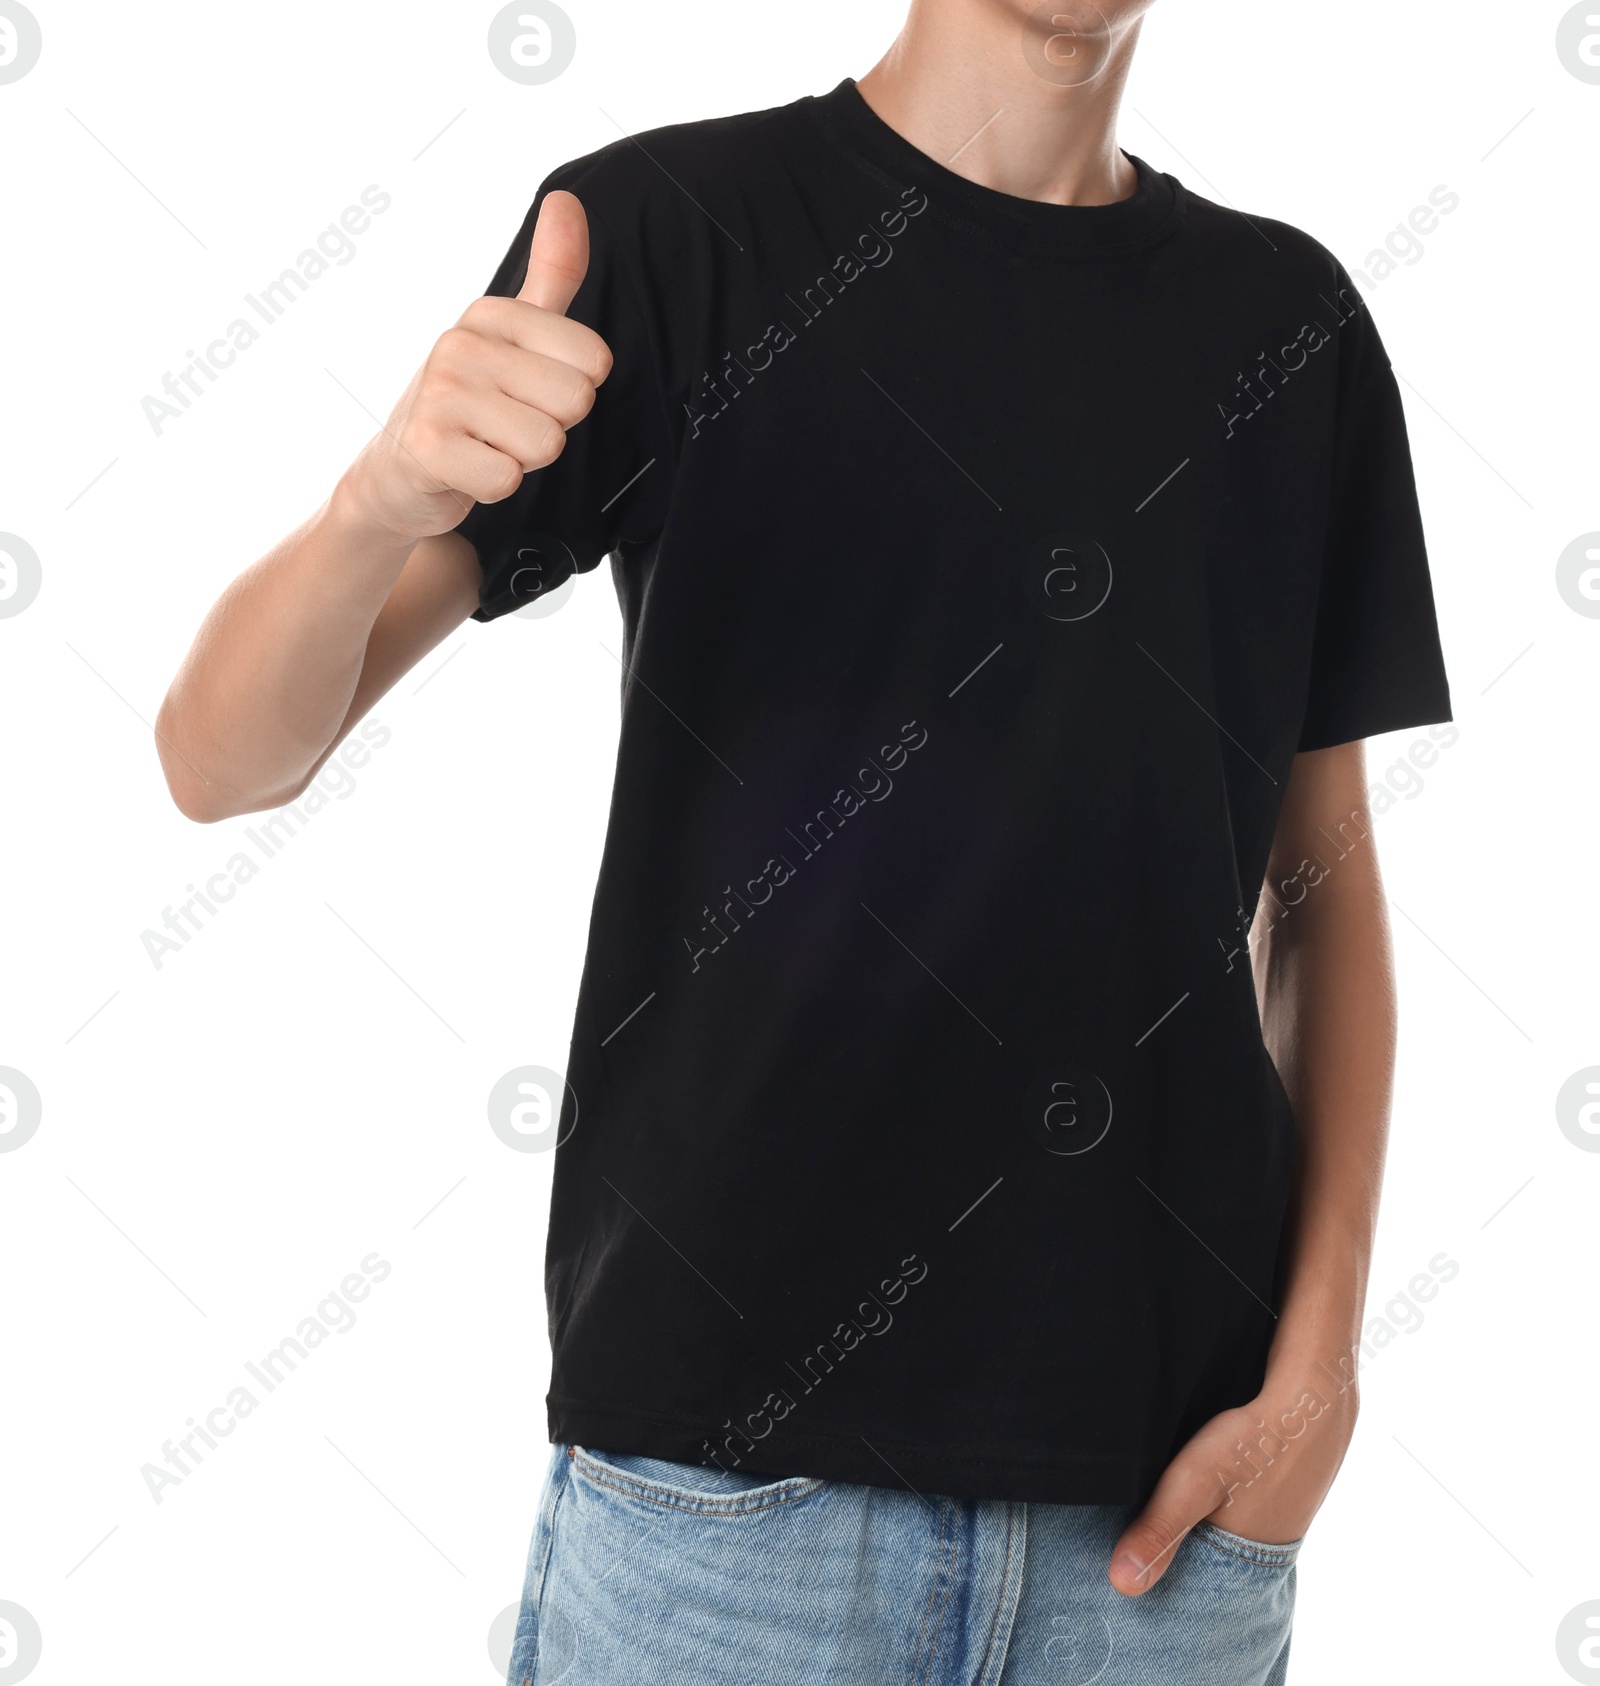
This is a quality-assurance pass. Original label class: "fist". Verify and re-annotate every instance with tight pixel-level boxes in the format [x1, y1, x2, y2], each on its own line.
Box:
[346, 190, 613, 541]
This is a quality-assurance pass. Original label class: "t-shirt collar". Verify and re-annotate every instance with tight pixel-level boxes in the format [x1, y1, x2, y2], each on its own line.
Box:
[809, 76, 1183, 255]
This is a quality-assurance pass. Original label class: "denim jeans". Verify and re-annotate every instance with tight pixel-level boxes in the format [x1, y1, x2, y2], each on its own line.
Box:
[504, 1444, 1299, 1684]
[505, 1436, 1294, 1686]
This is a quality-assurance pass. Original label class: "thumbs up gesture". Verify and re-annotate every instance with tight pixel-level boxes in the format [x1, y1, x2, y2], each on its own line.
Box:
[347, 191, 614, 541]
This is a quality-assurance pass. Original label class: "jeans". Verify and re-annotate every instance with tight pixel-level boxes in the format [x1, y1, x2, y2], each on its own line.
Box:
[505, 1444, 1300, 1685]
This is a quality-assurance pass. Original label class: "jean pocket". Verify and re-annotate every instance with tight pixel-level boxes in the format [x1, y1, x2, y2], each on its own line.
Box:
[1189, 1518, 1304, 1571]
[569, 1445, 826, 1515]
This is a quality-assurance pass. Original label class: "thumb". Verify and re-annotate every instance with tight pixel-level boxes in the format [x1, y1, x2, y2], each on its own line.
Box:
[516, 189, 590, 315]
[1109, 1458, 1218, 1597]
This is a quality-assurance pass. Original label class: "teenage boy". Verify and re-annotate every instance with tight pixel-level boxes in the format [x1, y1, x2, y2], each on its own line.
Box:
[158, 2, 1450, 1680]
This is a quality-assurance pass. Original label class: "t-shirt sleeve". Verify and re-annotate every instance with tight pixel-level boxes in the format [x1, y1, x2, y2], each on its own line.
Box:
[455, 168, 674, 622]
[1295, 271, 1452, 752]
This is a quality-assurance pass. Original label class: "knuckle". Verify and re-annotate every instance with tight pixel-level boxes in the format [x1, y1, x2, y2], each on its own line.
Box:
[1134, 1518, 1185, 1565]
[400, 414, 444, 460]
[458, 296, 506, 333]
[434, 325, 471, 362]
[426, 329, 477, 384]
[472, 460, 523, 505]
[561, 370, 597, 424]
[531, 417, 568, 466]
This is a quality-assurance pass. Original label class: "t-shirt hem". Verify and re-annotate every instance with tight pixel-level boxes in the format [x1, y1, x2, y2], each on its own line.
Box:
[548, 1394, 1156, 1506]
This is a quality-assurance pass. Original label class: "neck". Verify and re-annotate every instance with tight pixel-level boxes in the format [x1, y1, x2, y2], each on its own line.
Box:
[856, 1, 1144, 207]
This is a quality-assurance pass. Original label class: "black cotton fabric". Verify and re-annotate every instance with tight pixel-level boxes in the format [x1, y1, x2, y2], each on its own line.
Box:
[457, 79, 1451, 1505]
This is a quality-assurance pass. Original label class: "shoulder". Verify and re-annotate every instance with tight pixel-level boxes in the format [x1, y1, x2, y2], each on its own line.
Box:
[1174, 182, 1353, 299]
[543, 95, 815, 223]
[1170, 181, 1386, 377]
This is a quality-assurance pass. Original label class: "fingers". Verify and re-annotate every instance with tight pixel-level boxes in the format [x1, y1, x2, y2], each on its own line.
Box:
[412, 431, 526, 508]
[460, 389, 569, 475]
[400, 389, 565, 505]
[432, 328, 598, 426]
[462, 296, 613, 385]
[1109, 1453, 1220, 1596]
[486, 345, 599, 429]
[516, 189, 590, 315]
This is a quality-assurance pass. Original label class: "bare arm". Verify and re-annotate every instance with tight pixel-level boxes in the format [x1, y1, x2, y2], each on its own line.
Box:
[1110, 739, 1393, 1592]
[1253, 740, 1393, 1397]
[156, 516, 479, 820]
[156, 192, 610, 822]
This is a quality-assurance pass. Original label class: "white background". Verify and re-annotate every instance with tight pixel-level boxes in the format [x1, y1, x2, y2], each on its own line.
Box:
[1, 2, 1596, 1682]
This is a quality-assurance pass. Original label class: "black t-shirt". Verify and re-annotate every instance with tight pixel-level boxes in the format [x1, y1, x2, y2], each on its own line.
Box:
[457, 79, 1451, 1505]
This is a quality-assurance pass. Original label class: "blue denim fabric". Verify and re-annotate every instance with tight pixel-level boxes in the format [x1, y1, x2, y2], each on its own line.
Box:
[505, 1444, 1298, 1685]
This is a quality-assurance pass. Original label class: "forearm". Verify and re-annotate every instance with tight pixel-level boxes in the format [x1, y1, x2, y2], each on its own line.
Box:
[1108, 778, 1397, 1585]
[1253, 791, 1396, 1385]
[156, 478, 420, 820]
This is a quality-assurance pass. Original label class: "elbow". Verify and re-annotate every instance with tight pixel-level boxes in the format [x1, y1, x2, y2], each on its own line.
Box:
[155, 685, 325, 823]
[157, 733, 232, 824]
[154, 697, 255, 824]
[158, 749, 296, 824]
[166, 784, 232, 826]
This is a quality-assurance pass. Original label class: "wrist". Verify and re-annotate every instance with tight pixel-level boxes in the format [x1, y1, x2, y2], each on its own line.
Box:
[329, 460, 425, 549]
[1267, 1220, 1371, 1388]
[1263, 1316, 1364, 1408]
[287, 474, 424, 625]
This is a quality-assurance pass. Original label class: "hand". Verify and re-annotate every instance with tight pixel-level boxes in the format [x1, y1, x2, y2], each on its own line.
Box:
[1108, 1366, 1359, 1595]
[340, 190, 613, 543]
